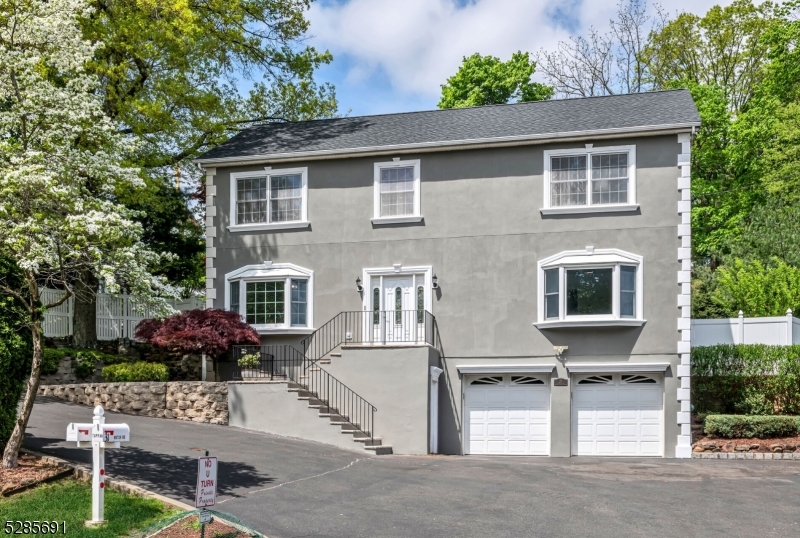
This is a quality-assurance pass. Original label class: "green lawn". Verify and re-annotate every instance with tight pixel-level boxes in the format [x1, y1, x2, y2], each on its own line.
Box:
[0, 479, 180, 537]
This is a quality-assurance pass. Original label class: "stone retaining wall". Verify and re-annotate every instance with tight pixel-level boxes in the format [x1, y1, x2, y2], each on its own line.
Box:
[38, 381, 228, 424]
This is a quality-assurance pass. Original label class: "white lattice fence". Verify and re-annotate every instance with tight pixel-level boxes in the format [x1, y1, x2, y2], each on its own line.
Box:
[41, 289, 203, 340]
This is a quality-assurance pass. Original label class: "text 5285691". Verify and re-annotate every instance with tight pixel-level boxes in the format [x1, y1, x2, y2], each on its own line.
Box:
[3, 522, 66, 534]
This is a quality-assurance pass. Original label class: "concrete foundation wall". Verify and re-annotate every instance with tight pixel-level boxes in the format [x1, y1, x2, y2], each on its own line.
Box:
[227, 381, 363, 452]
[324, 346, 439, 455]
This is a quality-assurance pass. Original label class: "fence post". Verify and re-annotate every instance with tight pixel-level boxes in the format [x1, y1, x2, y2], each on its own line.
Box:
[787, 309, 793, 346]
[738, 310, 744, 345]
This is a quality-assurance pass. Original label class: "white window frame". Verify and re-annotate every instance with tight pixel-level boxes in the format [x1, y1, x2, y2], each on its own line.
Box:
[372, 159, 422, 224]
[541, 145, 637, 215]
[535, 247, 645, 328]
[228, 167, 309, 232]
[361, 264, 433, 314]
[224, 262, 314, 334]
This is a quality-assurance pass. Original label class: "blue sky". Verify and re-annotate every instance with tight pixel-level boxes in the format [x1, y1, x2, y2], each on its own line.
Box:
[296, 0, 734, 117]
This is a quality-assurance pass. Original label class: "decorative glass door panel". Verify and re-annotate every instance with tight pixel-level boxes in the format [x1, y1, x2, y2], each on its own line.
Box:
[383, 276, 414, 343]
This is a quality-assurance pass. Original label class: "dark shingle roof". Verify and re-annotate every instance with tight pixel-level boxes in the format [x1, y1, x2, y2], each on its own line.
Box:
[197, 89, 700, 162]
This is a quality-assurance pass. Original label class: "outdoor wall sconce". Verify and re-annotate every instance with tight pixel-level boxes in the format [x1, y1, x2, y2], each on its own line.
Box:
[432, 274, 439, 289]
[356, 277, 363, 292]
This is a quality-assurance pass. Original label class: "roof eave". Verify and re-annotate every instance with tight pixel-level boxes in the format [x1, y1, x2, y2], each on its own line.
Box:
[194, 122, 700, 167]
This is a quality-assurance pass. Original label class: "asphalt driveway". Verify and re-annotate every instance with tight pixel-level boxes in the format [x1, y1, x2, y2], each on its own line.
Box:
[25, 398, 800, 538]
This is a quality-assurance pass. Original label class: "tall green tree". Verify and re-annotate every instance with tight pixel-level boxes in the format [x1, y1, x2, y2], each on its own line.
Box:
[0, 0, 171, 468]
[712, 258, 800, 317]
[69, 1, 340, 346]
[643, 0, 776, 113]
[438, 51, 553, 109]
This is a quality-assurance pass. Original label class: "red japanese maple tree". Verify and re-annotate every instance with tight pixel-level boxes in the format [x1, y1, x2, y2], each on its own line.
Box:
[135, 309, 260, 356]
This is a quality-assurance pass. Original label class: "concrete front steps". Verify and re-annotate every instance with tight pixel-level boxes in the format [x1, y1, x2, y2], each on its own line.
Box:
[287, 383, 392, 455]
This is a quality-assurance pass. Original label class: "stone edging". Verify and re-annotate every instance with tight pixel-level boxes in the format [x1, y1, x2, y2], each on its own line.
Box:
[20, 448, 195, 511]
[692, 452, 800, 460]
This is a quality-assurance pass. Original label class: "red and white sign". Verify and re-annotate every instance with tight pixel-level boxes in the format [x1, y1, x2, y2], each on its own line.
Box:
[195, 456, 218, 508]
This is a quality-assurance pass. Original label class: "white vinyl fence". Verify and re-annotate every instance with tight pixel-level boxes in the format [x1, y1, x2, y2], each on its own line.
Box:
[41, 289, 203, 340]
[691, 309, 800, 347]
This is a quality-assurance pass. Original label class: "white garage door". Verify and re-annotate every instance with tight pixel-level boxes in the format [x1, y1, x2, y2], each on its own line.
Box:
[572, 373, 663, 456]
[464, 374, 550, 455]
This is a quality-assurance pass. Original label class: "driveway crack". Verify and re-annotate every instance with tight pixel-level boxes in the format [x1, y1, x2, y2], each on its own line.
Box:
[218, 458, 363, 503]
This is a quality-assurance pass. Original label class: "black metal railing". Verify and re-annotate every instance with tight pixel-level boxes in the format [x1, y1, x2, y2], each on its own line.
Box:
[229, 344, 378, 444]
[300, 310, 436, 369]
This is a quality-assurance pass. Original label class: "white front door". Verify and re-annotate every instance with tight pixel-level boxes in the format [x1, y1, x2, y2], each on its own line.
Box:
[464, 374, 551, 455]
[572, 373, 664, 456]
[383, 276, 414, 342]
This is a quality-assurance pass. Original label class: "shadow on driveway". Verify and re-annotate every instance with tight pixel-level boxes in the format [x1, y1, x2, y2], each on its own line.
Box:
[25, 437, 274, 502]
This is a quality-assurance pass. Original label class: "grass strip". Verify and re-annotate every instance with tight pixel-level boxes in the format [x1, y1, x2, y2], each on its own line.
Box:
[0, 478, 179, 538]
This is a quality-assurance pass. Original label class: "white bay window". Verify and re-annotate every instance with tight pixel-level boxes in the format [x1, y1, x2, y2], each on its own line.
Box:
[542, 146, 637, 215]
[225, 262, 314, 334]
[536, 248, 644, 328]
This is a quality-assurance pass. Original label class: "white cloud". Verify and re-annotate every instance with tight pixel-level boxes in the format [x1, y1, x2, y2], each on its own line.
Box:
[308, 0, 735, 101]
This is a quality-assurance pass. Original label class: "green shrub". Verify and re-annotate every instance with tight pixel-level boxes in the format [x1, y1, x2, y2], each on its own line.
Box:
[42, 348, 66, 375]
[238, 353, 260, 369]
[691, 344, 800, 414]
[704, 415, 800, 438]
[103, 362, 169, 382]
[42, 348, 131, 377]
[0, 258, 31, 452]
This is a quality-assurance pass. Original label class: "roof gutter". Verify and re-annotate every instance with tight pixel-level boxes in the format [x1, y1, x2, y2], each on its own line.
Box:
[194, 122, 700, 167]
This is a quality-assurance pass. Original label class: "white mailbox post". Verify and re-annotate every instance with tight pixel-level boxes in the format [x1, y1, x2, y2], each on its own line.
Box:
[66, 406, 131, 526]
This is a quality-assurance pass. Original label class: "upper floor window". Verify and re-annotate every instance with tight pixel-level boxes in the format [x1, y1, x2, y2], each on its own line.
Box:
[536, 247, 644, 328]
[229, 168, 308, 232]
[225, 262, 314, 334]
[542, 146, 637, 215]
[373, 159, 422, 224]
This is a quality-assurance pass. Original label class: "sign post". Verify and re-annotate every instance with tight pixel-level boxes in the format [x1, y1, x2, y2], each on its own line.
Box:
[195, 452, 218, 538]
[66, 406, 131, 527]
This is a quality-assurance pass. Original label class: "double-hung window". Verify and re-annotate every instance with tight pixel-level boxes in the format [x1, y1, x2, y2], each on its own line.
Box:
[537, 248, 644, 327]
[229, 168, 308, 231]
[225, 262, 314, 334]
[373, 159, 422, 224]
[542, 146, 636, 214]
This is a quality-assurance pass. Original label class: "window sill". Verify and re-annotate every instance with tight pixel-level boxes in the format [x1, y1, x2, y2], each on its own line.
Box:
[252, 326, 316, 335]
[228, 221, 310, 232]
[539, 204, 639, 215]
[533, 319, 646, 329]
[371, 215, 424, 225]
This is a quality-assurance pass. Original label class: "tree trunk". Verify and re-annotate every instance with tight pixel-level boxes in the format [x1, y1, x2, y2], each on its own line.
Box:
[72, 270, 97, 348]
[2, 314, 43, 469]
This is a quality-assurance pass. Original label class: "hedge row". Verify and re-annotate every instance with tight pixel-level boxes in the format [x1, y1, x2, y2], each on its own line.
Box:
[691, 344, 800, 415]
[704, 415, 800, 439]
[102, 362, 169, 382]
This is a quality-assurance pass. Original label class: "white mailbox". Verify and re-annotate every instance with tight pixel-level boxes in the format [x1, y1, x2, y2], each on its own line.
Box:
[66, 422, 93, 443]
[102, 424, 130, 444]
[66, 421, 130, 448]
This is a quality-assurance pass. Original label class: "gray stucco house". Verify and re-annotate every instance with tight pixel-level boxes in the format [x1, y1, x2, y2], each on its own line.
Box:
[196, 89, 699, 458]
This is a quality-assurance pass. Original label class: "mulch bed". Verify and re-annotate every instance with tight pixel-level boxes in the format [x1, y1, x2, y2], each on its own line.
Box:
[693, 434, 800, 453]
[150, 517, 250, 538]
[0, 453, 72, 496]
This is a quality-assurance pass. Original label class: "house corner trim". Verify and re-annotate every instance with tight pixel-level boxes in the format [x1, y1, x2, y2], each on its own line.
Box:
[204, 167, 217, 309]
[676, 133, 692, 458]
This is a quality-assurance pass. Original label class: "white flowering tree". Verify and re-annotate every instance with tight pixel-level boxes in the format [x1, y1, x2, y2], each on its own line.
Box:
[0, 0, 173, 468]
